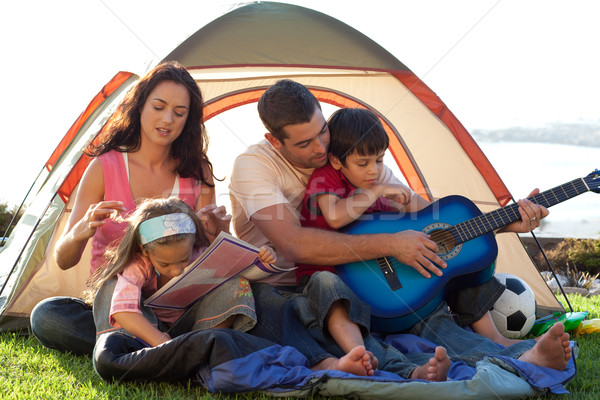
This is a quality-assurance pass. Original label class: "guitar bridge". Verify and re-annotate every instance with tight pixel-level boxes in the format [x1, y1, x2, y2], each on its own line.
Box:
[376, 257, 402, 291]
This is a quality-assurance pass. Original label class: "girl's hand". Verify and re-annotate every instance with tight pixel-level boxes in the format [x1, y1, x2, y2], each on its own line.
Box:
[74, 200, 126, 241]
[257, 245, 277, 264]
[197, 204, 232, 238]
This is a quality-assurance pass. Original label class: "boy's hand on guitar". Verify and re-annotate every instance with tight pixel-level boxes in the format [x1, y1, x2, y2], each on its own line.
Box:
[500, 189, 549, 234]
[379, 184, 412, 205]
[391, 230, 447, 278]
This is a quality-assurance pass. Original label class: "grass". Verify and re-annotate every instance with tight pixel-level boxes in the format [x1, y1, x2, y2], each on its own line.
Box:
[1, 294, 599, 399]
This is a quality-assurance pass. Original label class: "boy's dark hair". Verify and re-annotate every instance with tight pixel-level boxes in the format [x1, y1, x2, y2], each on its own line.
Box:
[257, 79, 321, 142]
[327, 108, 389, 166]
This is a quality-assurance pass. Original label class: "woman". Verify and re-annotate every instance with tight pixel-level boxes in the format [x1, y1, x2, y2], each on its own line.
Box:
[30, 61, 228, 355]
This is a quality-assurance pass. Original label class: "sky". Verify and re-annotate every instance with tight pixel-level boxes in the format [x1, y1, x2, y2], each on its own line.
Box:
[1, 0, 599, 208]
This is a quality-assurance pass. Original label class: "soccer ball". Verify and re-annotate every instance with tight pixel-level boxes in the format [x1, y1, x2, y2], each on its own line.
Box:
[490, 273, 536, 338]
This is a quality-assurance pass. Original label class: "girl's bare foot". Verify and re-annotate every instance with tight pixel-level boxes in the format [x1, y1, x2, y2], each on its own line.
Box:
[311, 346, 373, 376]
[409, 346, 451, 381]
[518, 323, 571, 370]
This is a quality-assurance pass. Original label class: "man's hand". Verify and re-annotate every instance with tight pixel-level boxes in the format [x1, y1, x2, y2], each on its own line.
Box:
[501, 189, 549, 234]
[390, 230, 447, 278]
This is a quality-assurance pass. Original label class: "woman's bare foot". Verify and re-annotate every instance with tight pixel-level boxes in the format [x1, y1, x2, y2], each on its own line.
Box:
[518, 323, 571, 370]
[409, 346, 451, 381]
[311, 346, 373, 376]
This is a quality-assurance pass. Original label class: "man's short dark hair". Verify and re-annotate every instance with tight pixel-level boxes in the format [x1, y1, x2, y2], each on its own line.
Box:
[257, 79, 321, 142]
[327, 108, 389, 166]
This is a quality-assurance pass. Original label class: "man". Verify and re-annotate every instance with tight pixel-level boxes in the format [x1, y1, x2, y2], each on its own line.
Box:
[229, 79, 571, 372]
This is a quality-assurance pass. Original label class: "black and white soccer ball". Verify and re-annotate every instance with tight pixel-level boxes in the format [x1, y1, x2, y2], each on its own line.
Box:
[490, 273, 536, 338]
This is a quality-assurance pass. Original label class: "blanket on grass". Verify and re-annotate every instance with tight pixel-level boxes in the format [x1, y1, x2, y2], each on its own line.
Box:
[94, 329, 577, 399]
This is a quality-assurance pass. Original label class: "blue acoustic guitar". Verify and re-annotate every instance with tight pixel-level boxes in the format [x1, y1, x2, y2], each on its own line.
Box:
[337, 170, 600, 333]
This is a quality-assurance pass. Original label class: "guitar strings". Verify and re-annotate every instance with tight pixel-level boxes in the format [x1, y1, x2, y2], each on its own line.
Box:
[449, 177, 589, 244]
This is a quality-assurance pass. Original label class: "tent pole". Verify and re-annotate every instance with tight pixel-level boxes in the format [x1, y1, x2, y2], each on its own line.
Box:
[527, 230, 574, 313]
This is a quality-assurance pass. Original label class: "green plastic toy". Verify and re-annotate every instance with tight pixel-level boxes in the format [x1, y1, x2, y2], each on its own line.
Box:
[529, 311, 589, 336]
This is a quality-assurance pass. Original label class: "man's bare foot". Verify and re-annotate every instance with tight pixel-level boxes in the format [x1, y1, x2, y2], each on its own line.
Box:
[518, 323, 571, 370]
[409, 346, 451, 381]
[311, 346, 373, 376]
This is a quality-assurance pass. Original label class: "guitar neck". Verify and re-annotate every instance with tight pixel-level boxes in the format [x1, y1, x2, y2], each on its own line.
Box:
[452, 176, 593, 245]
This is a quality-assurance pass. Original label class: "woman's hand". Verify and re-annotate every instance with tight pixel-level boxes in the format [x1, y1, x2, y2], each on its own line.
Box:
[73, 200, 126, 241]
[197, 204, 232, 239]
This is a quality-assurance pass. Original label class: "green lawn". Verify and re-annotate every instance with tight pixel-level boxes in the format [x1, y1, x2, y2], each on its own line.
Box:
[1, 294, 599, 399]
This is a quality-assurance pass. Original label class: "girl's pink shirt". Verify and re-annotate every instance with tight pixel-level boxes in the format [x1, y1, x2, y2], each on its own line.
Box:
[109, 247, 204, 327]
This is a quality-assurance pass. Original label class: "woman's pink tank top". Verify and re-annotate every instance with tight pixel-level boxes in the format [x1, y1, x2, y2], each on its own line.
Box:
[89, 150, 199, 273]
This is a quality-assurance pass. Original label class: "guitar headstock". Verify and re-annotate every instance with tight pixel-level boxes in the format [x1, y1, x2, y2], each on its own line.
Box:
[586, 169, 600, 193]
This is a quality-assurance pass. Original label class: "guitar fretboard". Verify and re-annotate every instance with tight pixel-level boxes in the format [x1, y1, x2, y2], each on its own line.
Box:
[449, 176, 593, 245]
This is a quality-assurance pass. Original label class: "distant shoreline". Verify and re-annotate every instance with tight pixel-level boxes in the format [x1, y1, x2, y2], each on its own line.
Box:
[472, 122, 600, 147]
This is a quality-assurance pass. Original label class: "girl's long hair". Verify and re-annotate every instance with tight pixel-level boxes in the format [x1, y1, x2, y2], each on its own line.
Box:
[86, 61, 214, 185]
[83, 197, 209, 304]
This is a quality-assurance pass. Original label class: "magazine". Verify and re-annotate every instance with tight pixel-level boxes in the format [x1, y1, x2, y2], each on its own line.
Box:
[143, 232, 293, 309]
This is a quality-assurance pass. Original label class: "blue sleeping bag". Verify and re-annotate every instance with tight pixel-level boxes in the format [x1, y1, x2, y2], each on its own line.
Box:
[93, 329, 577, 399]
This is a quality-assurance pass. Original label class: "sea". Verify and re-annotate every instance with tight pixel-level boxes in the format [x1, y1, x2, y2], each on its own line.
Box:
[209, 138, 599, 240]
[476, 141, 599, 239]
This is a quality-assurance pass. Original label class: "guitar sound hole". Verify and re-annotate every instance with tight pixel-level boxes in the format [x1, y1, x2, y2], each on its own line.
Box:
[430, 229, 455, 255]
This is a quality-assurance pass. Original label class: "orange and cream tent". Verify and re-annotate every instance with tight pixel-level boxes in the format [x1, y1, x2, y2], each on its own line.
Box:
[0, 1, 561, 331]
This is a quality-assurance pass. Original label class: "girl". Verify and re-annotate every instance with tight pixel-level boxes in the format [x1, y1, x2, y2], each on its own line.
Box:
[31, 61, 230, 354]
[88, 197, 276, 347]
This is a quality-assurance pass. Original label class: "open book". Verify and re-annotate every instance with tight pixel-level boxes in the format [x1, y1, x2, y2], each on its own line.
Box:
[143, 232, 293, 310]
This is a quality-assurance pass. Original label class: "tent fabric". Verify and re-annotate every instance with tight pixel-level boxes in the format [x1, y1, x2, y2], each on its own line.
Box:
[45, 72, 134, 173]
[0, 0, 562, 348]
[0, 73, 137, 330]
[93, 329, 577, 398]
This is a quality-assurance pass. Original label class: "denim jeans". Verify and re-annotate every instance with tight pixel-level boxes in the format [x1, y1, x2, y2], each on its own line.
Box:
[93, 277, 257, 343]
[409, 301, 536, 365]
[251, 272, 424, 378]
[446, 276, 505, 326]
[30, 296, 96, 355]
[249, 282, 335, 366]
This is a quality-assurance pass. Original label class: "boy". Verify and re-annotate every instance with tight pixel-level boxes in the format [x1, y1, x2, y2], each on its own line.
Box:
[298, 107, 519, 347]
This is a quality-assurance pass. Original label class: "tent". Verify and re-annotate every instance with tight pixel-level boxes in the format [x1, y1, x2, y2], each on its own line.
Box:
[0, 1, 563, 333]
[0, 1, 575, 397]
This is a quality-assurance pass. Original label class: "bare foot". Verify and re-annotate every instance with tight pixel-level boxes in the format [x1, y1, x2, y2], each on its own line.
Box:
[409, 346, 450, 381]
[311, 346, 373, 376]
[518, 323, 571, 370]
[338, 346, 373, 376]
[366, 349, 379, 371]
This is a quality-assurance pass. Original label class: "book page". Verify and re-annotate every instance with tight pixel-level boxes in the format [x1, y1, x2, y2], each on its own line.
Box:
[144, 232, 259, 309]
